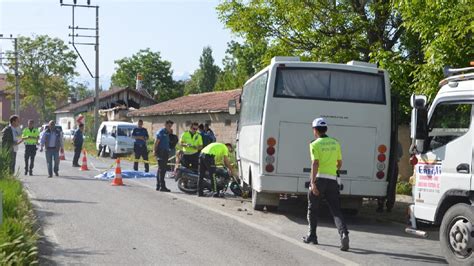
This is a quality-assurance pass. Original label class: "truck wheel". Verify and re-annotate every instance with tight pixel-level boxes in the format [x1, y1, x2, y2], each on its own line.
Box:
[440, 203, 474, 265]
[252, 189, 265, 211]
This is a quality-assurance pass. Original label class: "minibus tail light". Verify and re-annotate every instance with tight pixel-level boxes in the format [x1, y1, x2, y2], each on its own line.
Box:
[265, 164, 275, 173]
[267, 146, 275, 155]
[376, 171, 385, 179]
[378, 145, 387, 154]
[266, 137, 276, 173]
[377, 154, 386, 162]
[267, 137, 276, 147]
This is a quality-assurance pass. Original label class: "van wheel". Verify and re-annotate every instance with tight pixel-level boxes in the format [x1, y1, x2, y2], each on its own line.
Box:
[440, 203, 474, 265]
[110, 150, 117, 159]
[252, 189, 265, 211]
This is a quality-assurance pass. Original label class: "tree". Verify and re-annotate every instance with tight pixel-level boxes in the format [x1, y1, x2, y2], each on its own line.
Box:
[69, 81, 95, 101]
[217, 1, 474, 123]
[217, 1, 405, 63]
[111, 48, 180, 101]
[397, 0, 474, 99]
[5, 35, 77, 122]
[215, 40, 267, 91]
[185, 46, 220, 94]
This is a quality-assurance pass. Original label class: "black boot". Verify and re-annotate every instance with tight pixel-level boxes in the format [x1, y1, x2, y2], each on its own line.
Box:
[159, 187, 171, 192]
[340, 233, 349, 251]
[302, 235, 318, 244]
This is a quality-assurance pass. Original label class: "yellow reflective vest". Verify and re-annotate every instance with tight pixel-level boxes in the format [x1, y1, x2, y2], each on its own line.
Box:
[179, 131, 203, 154]
[22, 127, 39, 145]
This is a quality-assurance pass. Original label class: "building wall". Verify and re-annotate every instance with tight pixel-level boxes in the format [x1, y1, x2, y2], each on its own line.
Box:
[131, 113, 239, 144]
[56, 113, 76, 131]
[0, 94, 41, 127]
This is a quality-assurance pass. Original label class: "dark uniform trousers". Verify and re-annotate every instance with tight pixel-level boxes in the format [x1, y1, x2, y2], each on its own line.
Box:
[198, 154, 217, 194]
[307, 178, 349, 237]
[156, 148, 169, 189]
[134, 144, 149, 172]
[73, 145, 82, 166]
[24, 145, 37, 172]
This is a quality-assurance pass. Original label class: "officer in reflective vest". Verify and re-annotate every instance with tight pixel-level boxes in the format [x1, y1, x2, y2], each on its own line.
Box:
[22, 119, 39, 175]
[303, 117, 349, 251]
[179, 122, 203, 171]
[198, 142, 235, 197]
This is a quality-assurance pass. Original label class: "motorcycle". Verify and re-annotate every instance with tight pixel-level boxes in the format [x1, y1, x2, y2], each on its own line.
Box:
[174, 166, 242, 196]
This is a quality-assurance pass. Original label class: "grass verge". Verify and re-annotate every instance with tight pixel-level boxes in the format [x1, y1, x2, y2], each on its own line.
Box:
[0, 174, 39, 265]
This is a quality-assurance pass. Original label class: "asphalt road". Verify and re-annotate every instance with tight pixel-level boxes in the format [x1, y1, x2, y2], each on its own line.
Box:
[15, 146, 447, 265]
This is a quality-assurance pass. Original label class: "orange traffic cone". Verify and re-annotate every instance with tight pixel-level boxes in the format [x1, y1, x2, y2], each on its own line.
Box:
[111, 158, 124, 186]
[59, 148, 66, 160]
[80, 149, 89, 171]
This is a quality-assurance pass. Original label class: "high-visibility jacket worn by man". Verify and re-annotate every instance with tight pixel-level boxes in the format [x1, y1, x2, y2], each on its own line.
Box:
[22, 120, 39, 175]
[179, 122, 203, 171]
[198, 142, 234, 197]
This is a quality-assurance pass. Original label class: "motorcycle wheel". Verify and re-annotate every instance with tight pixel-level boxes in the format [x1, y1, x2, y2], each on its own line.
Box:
[177, 177, 198, 194]
[229, 181, 243, 197]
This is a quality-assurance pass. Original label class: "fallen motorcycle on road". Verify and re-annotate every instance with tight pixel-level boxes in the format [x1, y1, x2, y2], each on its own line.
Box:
[174, 166, 242, 197]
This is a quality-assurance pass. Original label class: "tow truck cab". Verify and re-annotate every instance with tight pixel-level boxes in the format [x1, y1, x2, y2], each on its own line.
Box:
[410, 63, 474, 265]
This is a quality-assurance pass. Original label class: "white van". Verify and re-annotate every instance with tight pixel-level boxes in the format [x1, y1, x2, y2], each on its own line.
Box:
[409, 64, 474, 265]
[96, 121, 137, 158]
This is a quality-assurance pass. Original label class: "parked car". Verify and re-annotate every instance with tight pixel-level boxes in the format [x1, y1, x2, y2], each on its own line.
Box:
[96, 121, 137, 159]
[63, 129, 75, 141]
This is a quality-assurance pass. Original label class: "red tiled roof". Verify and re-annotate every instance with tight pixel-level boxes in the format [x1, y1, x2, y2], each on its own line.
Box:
[55, 86, 155, 113]
[128, 89, 241, 117]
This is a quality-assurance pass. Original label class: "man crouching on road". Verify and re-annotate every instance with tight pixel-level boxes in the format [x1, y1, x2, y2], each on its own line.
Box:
[40, 120, 63, 178]
[198, 142, 235, 198]
[303, 117, 349, 251]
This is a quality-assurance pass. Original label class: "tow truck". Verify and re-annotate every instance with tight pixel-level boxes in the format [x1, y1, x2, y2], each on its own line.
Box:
[408, 62, 474, 265]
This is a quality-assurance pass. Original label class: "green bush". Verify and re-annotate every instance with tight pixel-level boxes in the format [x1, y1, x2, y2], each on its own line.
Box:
[396, 181, 413, 196]
[0, 149, 38, 265]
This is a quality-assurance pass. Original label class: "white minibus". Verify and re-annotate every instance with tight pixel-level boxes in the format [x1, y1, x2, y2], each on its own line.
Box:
[237, 57, 398, 211]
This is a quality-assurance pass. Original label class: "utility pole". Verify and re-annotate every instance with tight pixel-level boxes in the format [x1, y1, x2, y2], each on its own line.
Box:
[60, 0, 100, 137]
[0, 34, 20, 115]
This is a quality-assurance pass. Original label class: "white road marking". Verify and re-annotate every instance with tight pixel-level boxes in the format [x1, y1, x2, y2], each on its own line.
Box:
[126, 178, 358, 266]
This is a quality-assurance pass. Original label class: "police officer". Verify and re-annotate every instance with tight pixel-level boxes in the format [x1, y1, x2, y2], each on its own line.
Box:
[198, 142, 235, 197]
[40, 120, 63, 178]
[153, 120, 173, 192]
[22, 119, 39, 175]
[179, 122, 203, 171]
[132, 119, 150, 172]
[303, 118, 349, 251]
[72, 124, 84, 167]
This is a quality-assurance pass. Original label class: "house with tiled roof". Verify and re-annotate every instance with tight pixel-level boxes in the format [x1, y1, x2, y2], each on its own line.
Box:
[0, 73, 40, 126]
[54, 86, 156, 131]
[128, 89, 241, 144]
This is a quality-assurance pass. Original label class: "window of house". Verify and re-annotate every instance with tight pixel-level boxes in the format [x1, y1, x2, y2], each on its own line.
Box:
[185, 121, 191, 127]
[225, 119, 232, 126]
[205, 120, 212, 126]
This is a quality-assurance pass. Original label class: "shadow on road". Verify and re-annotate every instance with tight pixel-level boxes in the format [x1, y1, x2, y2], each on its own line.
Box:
[317, 243, 447, 264]
[250, 196, 441, 241]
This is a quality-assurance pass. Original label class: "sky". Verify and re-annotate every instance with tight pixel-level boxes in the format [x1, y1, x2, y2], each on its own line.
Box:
[0, 0, 235, 89]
